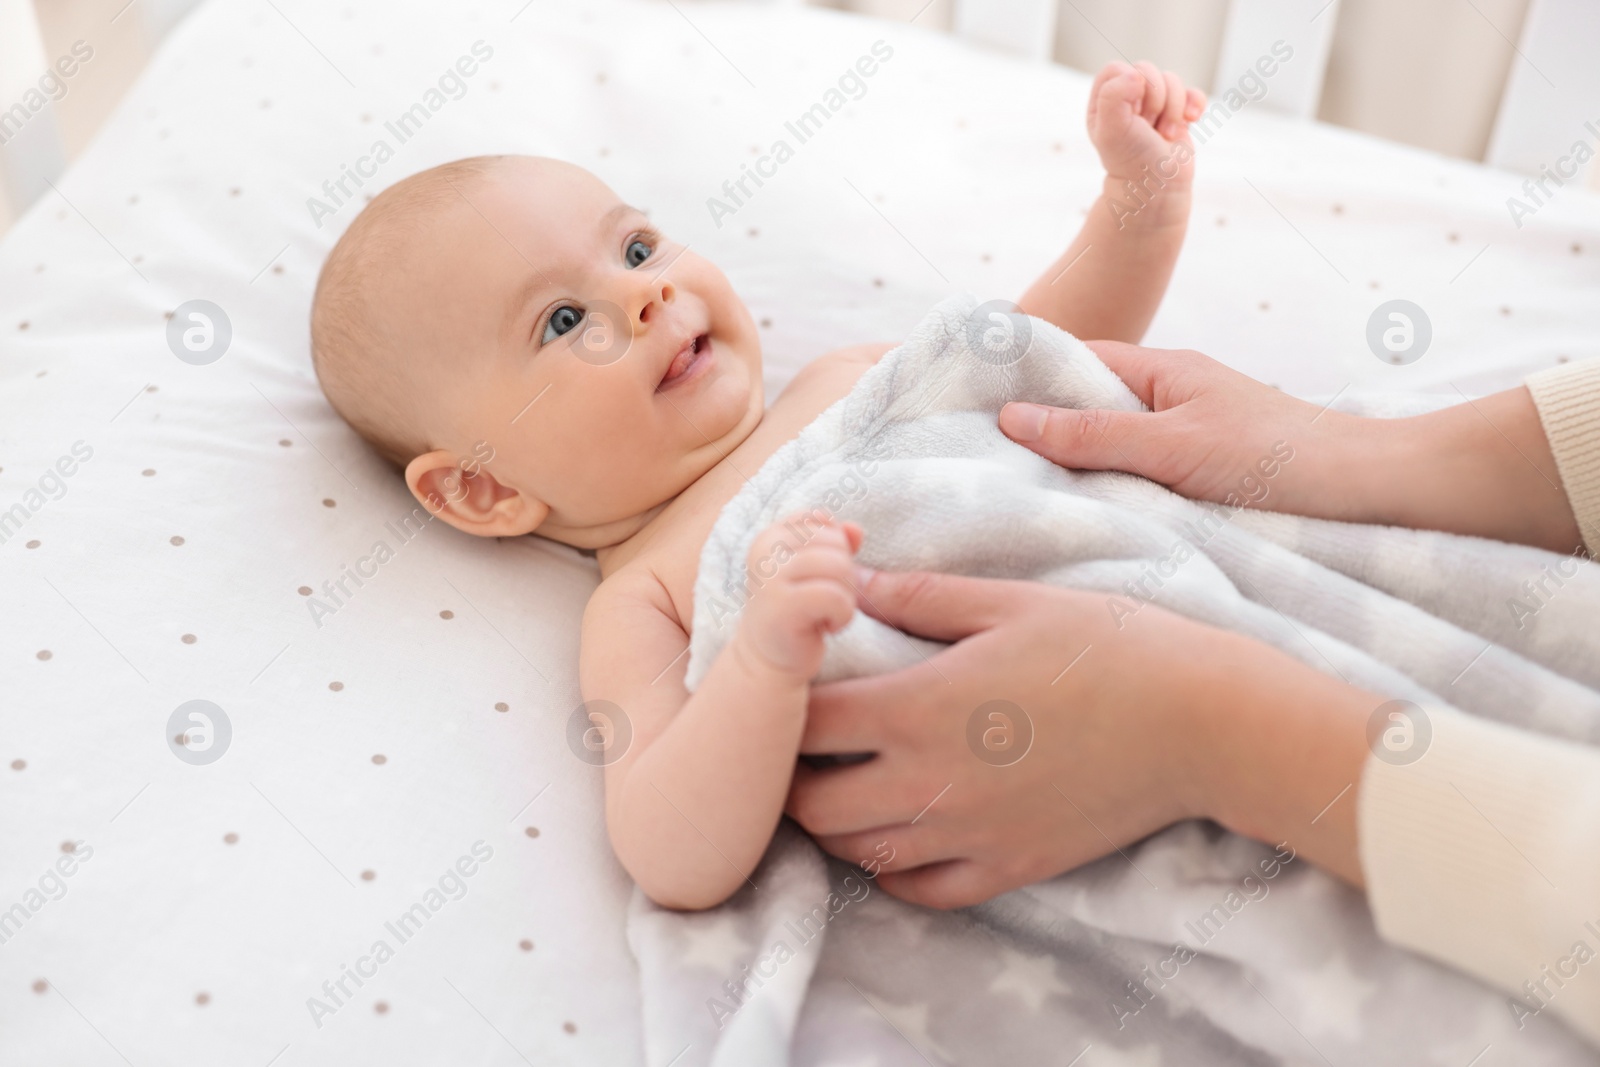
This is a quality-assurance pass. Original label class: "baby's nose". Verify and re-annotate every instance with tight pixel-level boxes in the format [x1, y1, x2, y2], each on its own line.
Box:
[637, 278, 675, 324]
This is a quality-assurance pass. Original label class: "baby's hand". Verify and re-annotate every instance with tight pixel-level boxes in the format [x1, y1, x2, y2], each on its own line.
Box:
[735, 513, 863, 682]
[1087, 61, 1206, 187]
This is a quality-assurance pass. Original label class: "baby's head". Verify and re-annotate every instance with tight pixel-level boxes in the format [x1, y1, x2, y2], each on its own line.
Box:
[311, 155, 763, 549]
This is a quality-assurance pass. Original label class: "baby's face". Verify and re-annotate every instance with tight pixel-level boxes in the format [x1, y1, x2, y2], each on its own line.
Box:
[402, 158, 763, 546]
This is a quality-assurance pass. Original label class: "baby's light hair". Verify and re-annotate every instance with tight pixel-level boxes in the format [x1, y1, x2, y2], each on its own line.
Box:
[310, 155, 504, 469]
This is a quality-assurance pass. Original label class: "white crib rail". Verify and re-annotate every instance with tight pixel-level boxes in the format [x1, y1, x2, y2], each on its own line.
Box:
[3, 0, 1596, 224]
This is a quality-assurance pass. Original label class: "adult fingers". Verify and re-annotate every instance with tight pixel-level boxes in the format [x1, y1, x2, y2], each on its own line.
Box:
[853, 568, 1028, 642]
[1082, 339, 1174, 407]
[999, 401, 1161, 475]
[873, 859, 998, 911]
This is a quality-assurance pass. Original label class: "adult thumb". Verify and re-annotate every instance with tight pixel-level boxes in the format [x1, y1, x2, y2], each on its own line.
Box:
[999, 402, 1154, 475]
[854, 569, 1025, 643]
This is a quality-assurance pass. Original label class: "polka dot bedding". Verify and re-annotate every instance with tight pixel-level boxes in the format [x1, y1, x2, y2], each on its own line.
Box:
[1, 0, 1597, 1064]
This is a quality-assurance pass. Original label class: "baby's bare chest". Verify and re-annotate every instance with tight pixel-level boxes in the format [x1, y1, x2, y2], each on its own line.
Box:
[641, 344, 892, 629]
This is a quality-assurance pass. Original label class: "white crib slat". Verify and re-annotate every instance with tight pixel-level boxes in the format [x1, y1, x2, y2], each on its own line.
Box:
[1486, 0, 1600, 188]
[953, 0, 1058, 62]
[1211, 0, 1339, 120]
[0, 0, 68, 220]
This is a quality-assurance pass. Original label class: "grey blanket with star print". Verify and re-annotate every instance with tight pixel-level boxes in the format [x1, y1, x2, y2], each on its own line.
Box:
[626, 293, 1600, 1066]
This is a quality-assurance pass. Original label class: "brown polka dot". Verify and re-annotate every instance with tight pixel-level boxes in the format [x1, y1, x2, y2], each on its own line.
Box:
[129, 195, 139, 205]
[146, 385, 157, 393]
[260, 100, 271, 108]
[164, 310, 174, 320]
[1258, 302, 1270, 311]
[11, 759, 25, 771]
[36, 650, 51, 661]
[747, 227, 759, 237]
[329, 681, 344, 692]
[1369, 281, 1380, 289]
[374, 1000, 389, 1014]
[1557, 354, 1570, 364]
[25, 540, 39, 549]
[1446, 232, 1459, 243]
[371, 754, 387, 765]
[32, 979, 47, 993]
[438, 610, 456, 621]
[494, 702, 509, 713]
[195, 992, 209, 1006]
[1572, 243, 1582, 254]
[170, 535, 185, 546]
[272, 264, 284, 275]
[279, 438, 292, 447]
[524, 826, 540, 838]
[224, 832, 238, 844]
[1051, 141, 1063, 152]
[298, 586, 312, 596]
[563, 1021, 576, 1034]
[142, 469, 156, 477]
[18, 321, 28, 331]
[598, 147, 609, 157]
[230, 188, 241, 197]
[519, 939, 534, 951]
[181, 634, 197, 645]
[361, 869, 375, 881]
[322, 498, 336, 508]
[1331, 203, 1343, 214]
[760, 318, 772, 329]
[60, 841, 75, 853]
[1215, 216, 1226, 226]
[1500, 306, 1512, 316]
[596, 72, 607, 83]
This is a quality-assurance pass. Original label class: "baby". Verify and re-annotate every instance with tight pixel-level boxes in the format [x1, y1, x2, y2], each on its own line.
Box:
[311, 61, 1206, 909]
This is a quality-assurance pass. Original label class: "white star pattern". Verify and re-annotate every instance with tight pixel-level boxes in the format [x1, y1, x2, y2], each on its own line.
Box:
[989, 946, 1073, 1011]
[1279, 951, 1378, 1042]
[855, 991, 954, 1063]
[1084, 1043, 1164, 1067]
[677, 911, 751, 973]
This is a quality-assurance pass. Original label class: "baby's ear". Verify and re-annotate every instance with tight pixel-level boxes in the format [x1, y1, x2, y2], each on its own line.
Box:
[404, 449, 549, 538]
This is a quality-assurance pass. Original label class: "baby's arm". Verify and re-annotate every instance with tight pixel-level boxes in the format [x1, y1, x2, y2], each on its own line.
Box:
[1018, 62, 1206, 343]
[581, 515, 861, 910]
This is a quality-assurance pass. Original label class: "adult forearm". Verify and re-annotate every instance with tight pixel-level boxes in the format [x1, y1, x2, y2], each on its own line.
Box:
[1017, 178, 1190, 344]
[1352, 386, 1582, 554]
[1186, 631, 1379, 888]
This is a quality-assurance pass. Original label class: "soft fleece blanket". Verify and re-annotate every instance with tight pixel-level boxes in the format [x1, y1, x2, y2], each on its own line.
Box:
[628, 294, 1600, 1066]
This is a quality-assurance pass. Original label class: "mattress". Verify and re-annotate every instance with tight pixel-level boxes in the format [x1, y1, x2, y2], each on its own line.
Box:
[1, 0, 1596, 1063]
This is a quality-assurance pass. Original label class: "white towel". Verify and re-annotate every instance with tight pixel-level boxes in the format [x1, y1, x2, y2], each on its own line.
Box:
[628, 294, 1600, 1067]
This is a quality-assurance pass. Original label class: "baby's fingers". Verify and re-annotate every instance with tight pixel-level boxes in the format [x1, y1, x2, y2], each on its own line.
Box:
[1158, 70, 1187, 139]
[1134, 61, 1167, 123]
[1184, 86, 1206, 122]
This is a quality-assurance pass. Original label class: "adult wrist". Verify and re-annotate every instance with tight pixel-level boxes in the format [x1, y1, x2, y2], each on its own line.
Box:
[1177, 627, 1375, 886]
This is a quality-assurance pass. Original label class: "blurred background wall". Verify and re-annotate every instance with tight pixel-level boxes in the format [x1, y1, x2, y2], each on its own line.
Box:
[2, 0, 1594, 232]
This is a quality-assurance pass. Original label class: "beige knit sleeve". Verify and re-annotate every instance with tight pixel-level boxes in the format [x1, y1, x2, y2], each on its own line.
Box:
[1358, 708, 1600, 1045]
[1527, 358, 1600, 554]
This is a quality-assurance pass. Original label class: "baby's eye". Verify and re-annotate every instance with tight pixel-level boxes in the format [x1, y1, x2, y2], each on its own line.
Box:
[624, 237, 654, 268]
[542, 304, 584, 344]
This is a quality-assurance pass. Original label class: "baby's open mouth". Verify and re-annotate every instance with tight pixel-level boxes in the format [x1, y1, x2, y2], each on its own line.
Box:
[658, 332, 711, 391]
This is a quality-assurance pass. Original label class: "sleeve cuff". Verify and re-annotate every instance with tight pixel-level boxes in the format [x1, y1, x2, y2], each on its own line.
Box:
[1527, 359, 1600, 555]
[1358, 706, 1600, 1044]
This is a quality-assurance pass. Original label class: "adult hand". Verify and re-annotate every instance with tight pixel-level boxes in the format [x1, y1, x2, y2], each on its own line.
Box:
[788, 567, 1374, 909]
[997, 341, 1582, 553]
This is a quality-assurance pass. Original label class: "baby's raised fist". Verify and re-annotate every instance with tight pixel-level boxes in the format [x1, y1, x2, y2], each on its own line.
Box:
[735, 511, 863, 682]
[1087, 61, 1207, 186]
